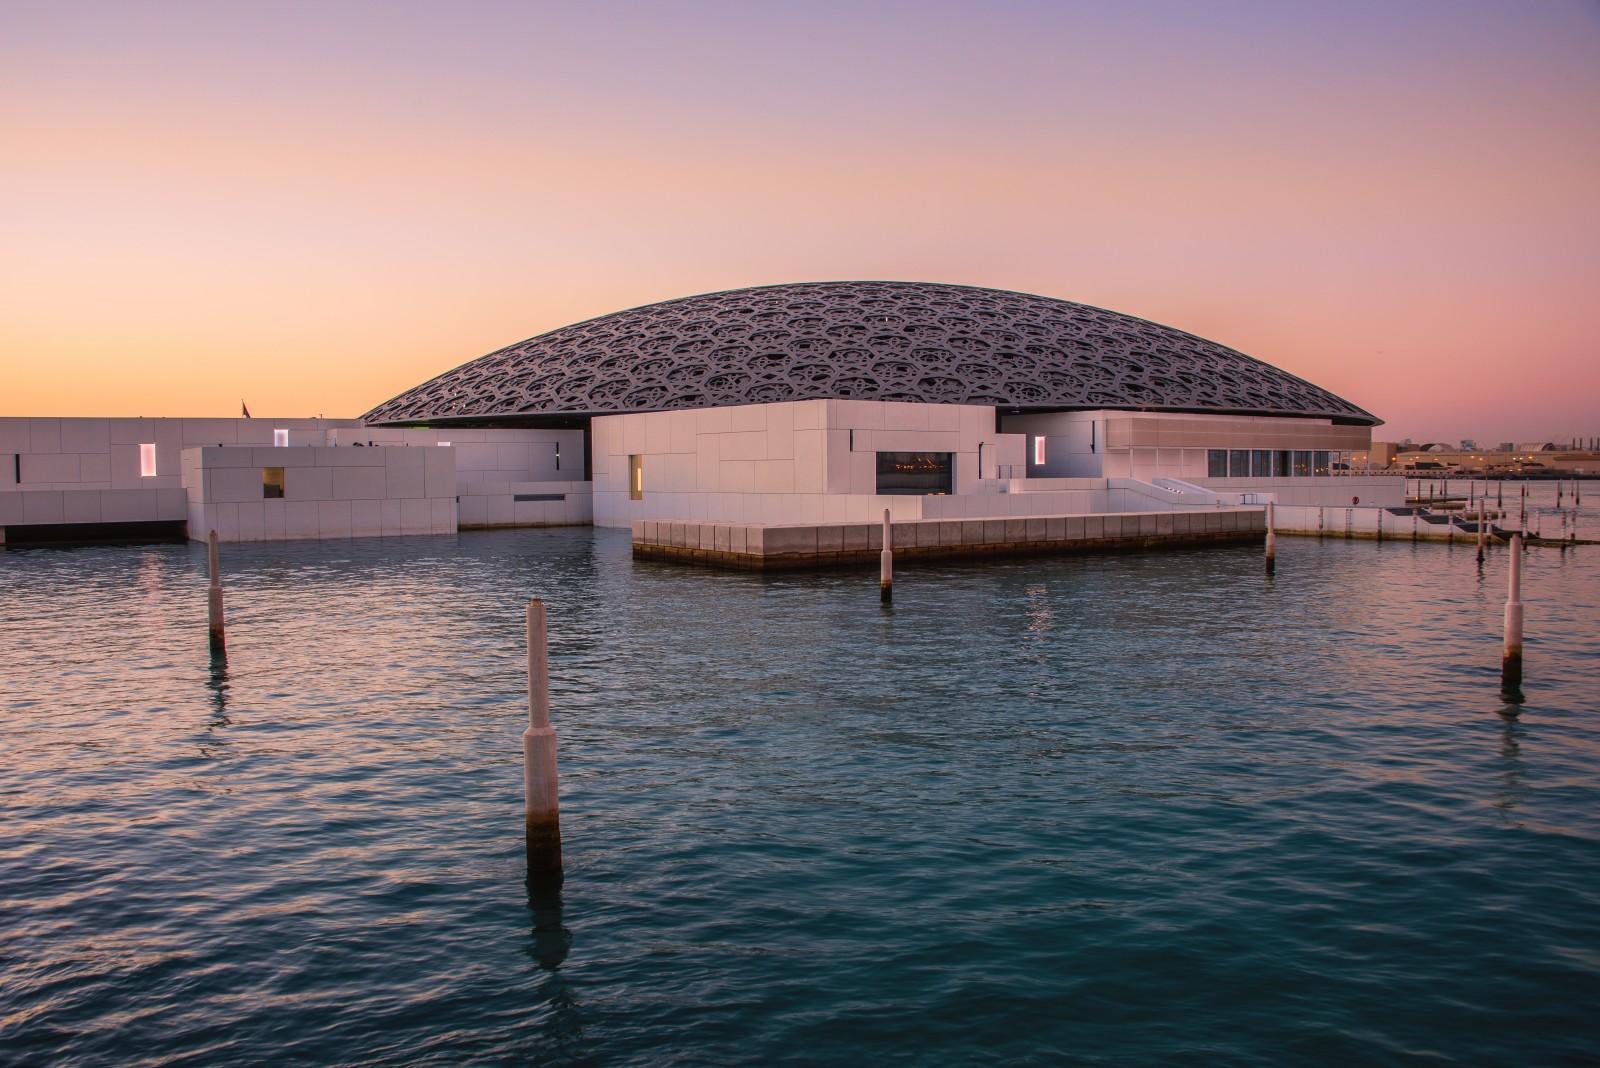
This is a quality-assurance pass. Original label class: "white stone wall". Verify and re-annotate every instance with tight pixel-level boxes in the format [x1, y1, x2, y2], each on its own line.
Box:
[332, 426, 587, 485]
[0, 417, 359, 493]
[183, 445, 456, 542]
[458, 481, 593, 528]
[1000, 410, 1373, 482]
[1196, 476, 1404, 508]
[0, 417, 360, 529]
[590, 399, 1024, 527]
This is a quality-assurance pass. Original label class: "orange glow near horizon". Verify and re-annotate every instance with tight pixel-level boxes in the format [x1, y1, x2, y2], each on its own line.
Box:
[3, 2, 1596, 442]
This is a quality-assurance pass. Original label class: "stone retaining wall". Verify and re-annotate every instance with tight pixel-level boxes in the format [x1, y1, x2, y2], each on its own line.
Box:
[632, 507, 1265, 570]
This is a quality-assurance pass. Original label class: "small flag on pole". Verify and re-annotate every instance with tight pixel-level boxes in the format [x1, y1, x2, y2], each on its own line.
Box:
[241, 400, 251, 418]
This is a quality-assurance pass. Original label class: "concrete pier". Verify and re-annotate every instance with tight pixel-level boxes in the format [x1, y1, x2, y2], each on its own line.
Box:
[1502, 535, 1524, 694]
[879, 508, 893, 601]
[523, 598, 562, 880]
[207, 530, 226, 655]
[632, 508, 1265, 570]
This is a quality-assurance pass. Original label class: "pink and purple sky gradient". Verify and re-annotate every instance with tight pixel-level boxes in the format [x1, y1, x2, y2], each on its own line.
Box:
[5, 1, 1597, 443]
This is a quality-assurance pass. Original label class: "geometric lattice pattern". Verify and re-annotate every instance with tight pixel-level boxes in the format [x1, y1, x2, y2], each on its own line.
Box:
[363, 281, 1378, 426]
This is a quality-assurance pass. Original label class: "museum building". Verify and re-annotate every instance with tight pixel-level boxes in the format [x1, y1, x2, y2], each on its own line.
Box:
[0, 281, 1396, 549]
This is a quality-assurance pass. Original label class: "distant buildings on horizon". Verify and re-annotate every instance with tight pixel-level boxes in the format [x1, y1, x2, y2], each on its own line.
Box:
[1364, 439, 1599, 476]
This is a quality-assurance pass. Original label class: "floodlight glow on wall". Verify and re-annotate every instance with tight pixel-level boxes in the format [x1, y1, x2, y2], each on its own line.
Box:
[139, 443, 157, 477]
[274, 429, 289, 447]
[1033, 437, 1046, 466]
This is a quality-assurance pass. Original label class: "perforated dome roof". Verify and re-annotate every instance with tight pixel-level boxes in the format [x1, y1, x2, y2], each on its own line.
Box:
[363, 281, 1378, 426]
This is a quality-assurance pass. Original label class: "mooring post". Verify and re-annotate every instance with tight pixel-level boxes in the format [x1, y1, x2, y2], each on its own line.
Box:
[1476, 497, 1487, 564]
[1318, 506, 1325, 538]
[523, 597, 563, 880]
[1376, 506, 1384, 542]
[207, 530, 225, 655]
[1502, 535, 1524, 694]
[880, 508, 893, 602]
[1265, 501, 1276, 575]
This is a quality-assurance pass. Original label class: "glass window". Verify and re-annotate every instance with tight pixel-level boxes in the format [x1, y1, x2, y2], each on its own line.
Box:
[628, 455, 643, 500]
[1208, 449, 1228, 477]
[1274, 450, 1291, 477]
[1229, 449, 1250, 477]
[139, 443, 157, 477]
[1251, 450, 1271, 477]
[1314, 451, 1331, 476]
[1032, 436, 1046, 466]
[877, 452, 953, 495]
[263, 467, 285, 499]
[273, 429, 289, 447]
[1292, 451, 1311, 477]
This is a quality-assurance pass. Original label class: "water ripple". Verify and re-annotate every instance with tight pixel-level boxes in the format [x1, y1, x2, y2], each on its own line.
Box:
[2, 499, 1598, 1065]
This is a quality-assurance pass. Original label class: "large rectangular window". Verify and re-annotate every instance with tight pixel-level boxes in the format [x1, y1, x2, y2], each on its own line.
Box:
[1229, 449, 1250, 477]
[1251, 449, 1272, 477]
[1314, 451, 1331, 476]
[628, 455, 643, 500]
[139, 443, 157, 477]
[1292, 450, 1312, 477]
[876, 452, 953, 495]
[1207, 449, 1228, 477]
[263, 467, 285, 498]
[1274, 450, 1291, 477]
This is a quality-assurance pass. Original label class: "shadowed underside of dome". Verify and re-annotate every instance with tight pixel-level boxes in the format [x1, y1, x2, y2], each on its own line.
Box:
[363, 282, 1379, 427]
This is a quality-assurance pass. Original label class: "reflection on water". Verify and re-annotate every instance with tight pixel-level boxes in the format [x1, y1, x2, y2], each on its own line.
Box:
[1, 506, 1597, 1066]
[1493, 706, 1529, 821]
[526, 876, 572, 971]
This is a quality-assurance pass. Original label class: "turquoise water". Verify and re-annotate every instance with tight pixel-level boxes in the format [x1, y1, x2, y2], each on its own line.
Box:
[3, 489, 1598, 1065]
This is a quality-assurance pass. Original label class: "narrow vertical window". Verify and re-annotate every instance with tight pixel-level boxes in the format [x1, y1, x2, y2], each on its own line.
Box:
[555, 443, 561, 471]
[628, 455, 643, 500]
[139, 443, 157, 477]
[263, 467, 285, 498]
[1033, 436, 1046, 466]
[274, 429, 289, 447]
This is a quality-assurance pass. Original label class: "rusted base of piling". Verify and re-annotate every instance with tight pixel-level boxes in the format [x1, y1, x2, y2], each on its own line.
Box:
[1501, 651, 1523, 695]
[636, 529, 1259, 570]
[525, 814, 563, 882]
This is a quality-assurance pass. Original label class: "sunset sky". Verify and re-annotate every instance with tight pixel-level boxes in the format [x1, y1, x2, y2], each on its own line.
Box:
[5, 0, 1597, 444]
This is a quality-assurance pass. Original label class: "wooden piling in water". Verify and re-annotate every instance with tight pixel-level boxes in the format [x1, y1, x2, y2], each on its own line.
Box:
[207, 530, 225, 655]
[1265, 501, 1276, 575]
[1476, 498, 1486, 564]
[880, 508, 893, 602]
[523, 598, 563, 880]
[1502, 535, 1523, 694]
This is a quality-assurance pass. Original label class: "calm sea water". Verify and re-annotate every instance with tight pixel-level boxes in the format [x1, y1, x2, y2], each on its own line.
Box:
[3, 484, 1598, 1066]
